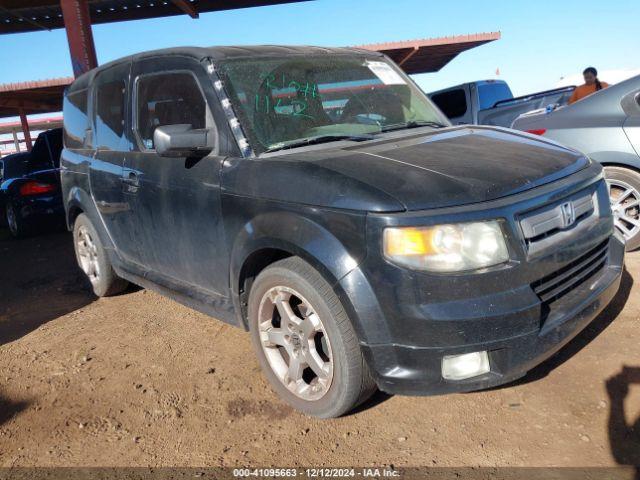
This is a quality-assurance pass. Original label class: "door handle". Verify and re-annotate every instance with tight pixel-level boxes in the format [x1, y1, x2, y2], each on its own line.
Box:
[122, 170, 140, 187]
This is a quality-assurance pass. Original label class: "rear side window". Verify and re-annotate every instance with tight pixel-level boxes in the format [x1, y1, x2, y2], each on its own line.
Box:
[477, 83, 513, 110]
[29, 134, 54, 171]
[63, 90, 89, 149]
[135, 72, 206, 150]
[95, 80, 126, 149]
[431, 89, 467, 119]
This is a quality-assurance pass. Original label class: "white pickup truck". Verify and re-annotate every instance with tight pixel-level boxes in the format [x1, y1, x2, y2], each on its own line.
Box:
[428, 80, 575, 127]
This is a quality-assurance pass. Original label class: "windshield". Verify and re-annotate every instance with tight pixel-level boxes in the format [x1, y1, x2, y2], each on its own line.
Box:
[216, 54, 448, 153]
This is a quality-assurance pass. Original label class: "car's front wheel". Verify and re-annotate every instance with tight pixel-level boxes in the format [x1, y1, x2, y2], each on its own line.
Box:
[73, 213, 129, 297]
[248, 257, 376, 418]
[604, 166, 640, 251]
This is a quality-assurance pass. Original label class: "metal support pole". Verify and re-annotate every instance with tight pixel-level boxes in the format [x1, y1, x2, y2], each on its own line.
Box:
[18, 108, 33, 151]
[60, 0, 98, 77]
[12, 130, 20, 152]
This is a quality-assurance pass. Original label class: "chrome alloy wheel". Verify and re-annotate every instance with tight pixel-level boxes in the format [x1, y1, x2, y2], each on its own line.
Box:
[76, 225, 101, 286]
[258, 286, 333, 401]
[607, 179, 640, 242]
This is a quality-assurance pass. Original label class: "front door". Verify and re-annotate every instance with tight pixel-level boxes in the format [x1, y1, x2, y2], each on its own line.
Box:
[125, 56, 229, 297]
[89, 61, 142, 264]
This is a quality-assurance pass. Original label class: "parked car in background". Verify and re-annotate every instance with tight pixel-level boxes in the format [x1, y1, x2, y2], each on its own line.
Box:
[62, 46, 623, 418]
[512, 75, 640, 250]
[0, 128, 64, 237]
[429, 79, 575, 127]
[0, 152, 29, 227]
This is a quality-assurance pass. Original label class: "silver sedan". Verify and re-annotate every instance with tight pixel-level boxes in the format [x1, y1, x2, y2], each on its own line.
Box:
[512, 75, 640, 250]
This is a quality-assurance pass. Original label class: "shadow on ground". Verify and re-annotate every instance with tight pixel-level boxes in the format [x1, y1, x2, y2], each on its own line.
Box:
[0, 230, 95, 346]
[0, 392, 30, 427]
[607, 366, 640, 478]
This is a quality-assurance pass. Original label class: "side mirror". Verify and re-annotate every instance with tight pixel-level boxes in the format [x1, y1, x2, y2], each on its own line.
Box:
[153, 124, 213, 158]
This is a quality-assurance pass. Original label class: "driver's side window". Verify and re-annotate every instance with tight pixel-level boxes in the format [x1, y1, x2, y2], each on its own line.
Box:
[135, 71, 206, 150]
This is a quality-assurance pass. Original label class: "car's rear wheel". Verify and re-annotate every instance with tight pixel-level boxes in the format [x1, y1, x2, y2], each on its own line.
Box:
[248, 257, 376, 418]
[604, 166, 640, 251]
[6, 201, 29, 238]
[73, 213, 128, 297]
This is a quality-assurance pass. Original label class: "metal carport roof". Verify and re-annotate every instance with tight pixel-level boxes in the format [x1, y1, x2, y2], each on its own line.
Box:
[357, 32, 501, 75]
[0, 0, 311, 34]
[0, 77, 73, 118]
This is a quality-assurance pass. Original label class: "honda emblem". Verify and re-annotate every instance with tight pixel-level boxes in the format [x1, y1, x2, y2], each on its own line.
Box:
[561, 202, 576, 228]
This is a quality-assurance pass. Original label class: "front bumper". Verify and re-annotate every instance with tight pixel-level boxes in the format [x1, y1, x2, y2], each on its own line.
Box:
[357, 233, 624, 396]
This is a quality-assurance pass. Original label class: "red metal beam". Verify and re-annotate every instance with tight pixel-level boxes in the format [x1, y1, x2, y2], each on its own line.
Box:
[171, 0, 199, 18]
[397, 47, 419, 67]
[18, 107, 33, 151]
[60, 0, 98, 77]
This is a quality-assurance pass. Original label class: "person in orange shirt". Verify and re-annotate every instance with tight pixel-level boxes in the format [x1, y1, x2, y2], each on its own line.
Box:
[568, 67, 609, 104]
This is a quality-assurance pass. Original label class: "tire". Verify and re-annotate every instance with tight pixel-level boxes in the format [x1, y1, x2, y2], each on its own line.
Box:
[73, 213, 128, 297]
[604, 166, 640, 251]
[6, 201, 30, 238]
[248, 256, 376, 418]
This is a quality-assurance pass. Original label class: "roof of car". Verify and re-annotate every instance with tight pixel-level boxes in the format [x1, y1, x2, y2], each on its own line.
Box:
[0, 151, 30, 162]
[68, 45, 383, 93]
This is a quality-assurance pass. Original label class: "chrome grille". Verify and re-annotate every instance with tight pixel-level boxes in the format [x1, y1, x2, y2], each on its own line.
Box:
[519, 185, 600, 255]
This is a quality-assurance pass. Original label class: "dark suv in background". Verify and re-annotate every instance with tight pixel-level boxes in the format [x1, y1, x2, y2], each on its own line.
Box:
[1, 128, 64, 237]
[61, 46, 624, 418]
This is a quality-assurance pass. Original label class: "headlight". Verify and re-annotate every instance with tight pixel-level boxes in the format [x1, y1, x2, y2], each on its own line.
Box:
[383, 221, 509, 272]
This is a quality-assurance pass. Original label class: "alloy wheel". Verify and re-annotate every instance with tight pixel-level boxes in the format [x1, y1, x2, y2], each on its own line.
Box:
[257, 286, 333, 401]
[607, 179, 640, 243]
[6, 204, 17, 236]
[76, 225, 101, 286]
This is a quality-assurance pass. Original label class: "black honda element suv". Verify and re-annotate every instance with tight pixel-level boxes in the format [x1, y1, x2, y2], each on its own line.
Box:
[61, 46, 625, 418]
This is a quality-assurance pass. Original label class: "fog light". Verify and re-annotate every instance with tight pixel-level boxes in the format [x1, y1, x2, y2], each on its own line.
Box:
[442, 351, 490, 380]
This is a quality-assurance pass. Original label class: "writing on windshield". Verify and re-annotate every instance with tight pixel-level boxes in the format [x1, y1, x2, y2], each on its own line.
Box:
[217, 55, 446, 153]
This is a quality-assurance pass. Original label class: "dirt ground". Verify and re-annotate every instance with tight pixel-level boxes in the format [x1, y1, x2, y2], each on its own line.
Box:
[0, 229, 639, 468]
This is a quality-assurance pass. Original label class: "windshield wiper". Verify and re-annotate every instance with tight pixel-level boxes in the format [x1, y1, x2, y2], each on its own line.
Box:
[380, 120, 448, 133]
[265, 134, 374, 153]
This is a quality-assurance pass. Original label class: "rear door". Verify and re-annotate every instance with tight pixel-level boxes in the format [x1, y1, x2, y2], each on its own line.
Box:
[89, 61, 141, 263]
[125, 55, 228, 296]
[430, 86, 472, 124]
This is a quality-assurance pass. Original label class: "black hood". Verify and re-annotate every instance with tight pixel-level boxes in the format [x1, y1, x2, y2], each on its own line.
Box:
[222, 127, 590, 212]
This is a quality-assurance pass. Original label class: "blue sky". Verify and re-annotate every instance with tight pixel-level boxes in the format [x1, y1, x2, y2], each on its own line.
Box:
[1, 0, 638, 96]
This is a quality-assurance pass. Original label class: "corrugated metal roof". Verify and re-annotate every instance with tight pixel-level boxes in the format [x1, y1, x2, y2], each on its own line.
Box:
[357, 32, 501, 75]
[0, 0, 311, 34]
[0, 77, 74, 93]
[0, 77, 73, 118]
